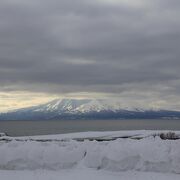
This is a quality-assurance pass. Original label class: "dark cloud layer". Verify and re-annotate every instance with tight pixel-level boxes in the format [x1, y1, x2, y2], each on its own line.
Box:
[0, 0, 180, 106]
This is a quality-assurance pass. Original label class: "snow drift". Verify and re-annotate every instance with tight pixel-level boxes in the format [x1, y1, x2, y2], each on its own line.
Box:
[0, 136, 180, 174]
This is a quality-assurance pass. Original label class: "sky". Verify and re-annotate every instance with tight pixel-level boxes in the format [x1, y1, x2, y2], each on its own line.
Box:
[0, 0, 180, 112]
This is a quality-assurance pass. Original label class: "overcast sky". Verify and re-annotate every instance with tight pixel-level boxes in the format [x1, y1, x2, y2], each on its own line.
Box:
[1, 0, 180, 111]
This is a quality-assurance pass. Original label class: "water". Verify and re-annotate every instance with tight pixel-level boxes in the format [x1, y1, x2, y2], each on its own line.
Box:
[0, 119, 180, 136]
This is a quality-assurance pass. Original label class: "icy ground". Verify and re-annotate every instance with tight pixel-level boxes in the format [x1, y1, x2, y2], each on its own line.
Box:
[0, 130, 180, 179]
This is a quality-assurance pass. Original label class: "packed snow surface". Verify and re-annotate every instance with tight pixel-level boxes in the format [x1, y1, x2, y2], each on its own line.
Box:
[0, 169, 180, 180]
[0, 130, 180, 175]
[0, 130, 180, 179]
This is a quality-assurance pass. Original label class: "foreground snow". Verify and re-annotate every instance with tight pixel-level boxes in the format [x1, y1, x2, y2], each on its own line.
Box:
[0, 130, 180, 179]
[0, 136, 180, 173]
[0, 169, 180, 180]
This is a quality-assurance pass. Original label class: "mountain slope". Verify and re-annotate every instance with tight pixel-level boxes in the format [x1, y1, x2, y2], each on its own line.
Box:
[1, 99, 180, 120]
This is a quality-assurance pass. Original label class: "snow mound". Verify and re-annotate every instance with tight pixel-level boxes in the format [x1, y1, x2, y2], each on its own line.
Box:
[0, 132, 6, 137]
[83, 138, 180, 174]
[0, 137, 180, 174]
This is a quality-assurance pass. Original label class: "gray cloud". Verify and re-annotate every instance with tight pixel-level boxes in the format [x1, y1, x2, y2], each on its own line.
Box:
[1, 0, 180, 108]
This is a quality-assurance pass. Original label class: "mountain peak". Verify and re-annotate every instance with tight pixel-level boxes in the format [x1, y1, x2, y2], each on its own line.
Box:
[33, 98, 90, 113]
[31, 98, 147, 113]
[1, 98, 180, 121]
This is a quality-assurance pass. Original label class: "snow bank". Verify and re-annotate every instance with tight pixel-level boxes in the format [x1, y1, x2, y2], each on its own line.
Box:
[0, 136, 180, 174]
[0, 132, 6, 137]
[83, 137, 180, 174]
[3, 130, 180, 141]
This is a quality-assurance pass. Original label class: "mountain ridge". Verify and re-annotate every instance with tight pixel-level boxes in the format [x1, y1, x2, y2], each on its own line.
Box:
[1, 98, 180, 120]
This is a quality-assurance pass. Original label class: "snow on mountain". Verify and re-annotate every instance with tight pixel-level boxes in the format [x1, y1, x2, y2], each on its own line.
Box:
[75, 99, 122, 113]
[33, 99, 91, 113]
[31, 98, 147, 114]
[33, 99, 116, 113]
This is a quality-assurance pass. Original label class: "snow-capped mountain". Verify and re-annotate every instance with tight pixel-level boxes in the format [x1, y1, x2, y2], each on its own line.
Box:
[1, 99, 180, 120]
[32, 99, 123, 113]
[18, 99, 145, 114]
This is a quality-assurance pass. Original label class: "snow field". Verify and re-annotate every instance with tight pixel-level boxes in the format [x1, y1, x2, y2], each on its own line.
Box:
[0, 169, 180, 180]
[0, 137, 180, 174]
